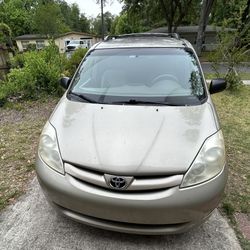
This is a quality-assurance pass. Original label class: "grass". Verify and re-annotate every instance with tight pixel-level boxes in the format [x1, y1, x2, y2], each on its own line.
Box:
[212, 86, 250, 249]
[0, 96, 58, 210]
[205, 72, 250, 80]
[212, 86, 250, 214]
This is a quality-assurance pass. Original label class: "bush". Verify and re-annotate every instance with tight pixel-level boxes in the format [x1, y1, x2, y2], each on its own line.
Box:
[10, 53, 25, 68]
[26, 44, 37, 52]
[209, 19, 249, 91]
[0, 42, 66, 106]
[65, 48, 88, 77]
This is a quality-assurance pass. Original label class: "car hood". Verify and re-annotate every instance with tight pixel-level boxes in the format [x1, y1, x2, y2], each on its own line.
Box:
[50, 96, 218, 175]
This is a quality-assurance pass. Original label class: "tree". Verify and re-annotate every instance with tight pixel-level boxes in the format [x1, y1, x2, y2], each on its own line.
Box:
[236, 0, 250, 47]
[34, 2, 69, 36]
[209, 0, 250, 90]
[0, 0, 92, 39]
[58, 1, 90, 32]
[96, 0, 114, 38]
[0, 0, 36, 36]
[0, 22, 13, 47]
[58, 0, 74, 28]
[158, 0, 195, 32]
[210, 0, 248, 28]
[114, 14, 133, 34]
[96, 0, 106, 39]
[208, 0, 249, 49]
[68, 3, 81, 31]
[78, 14, 90, 33]
[196, 0, 215, 56]
[120, 0, 199, 33]
[120, 0, 161, 32]
[91, 12, 115, 36]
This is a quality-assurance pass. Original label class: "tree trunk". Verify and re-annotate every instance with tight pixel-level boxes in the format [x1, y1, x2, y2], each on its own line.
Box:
[173, 0, 192, 33]
[159, 0, 173, 32]
[196, 0, 215, 56]
[101, 0, 105, 40]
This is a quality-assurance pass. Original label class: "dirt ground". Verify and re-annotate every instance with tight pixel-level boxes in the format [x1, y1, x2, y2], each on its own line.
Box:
[0, 97, 58, 209]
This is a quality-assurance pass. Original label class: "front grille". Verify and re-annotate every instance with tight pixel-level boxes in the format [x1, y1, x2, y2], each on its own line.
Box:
[65, 163, 183, 192]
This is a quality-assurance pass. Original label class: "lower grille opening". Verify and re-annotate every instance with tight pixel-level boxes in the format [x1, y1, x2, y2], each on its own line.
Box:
[56, 203, 190, 229]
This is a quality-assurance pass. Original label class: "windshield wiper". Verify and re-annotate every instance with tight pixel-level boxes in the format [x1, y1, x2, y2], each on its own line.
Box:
[111, 99, 182, 106]
[68, 91, 98, 103]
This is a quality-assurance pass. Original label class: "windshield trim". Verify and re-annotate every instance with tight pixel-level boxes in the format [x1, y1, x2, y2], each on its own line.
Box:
[67, 92, 207, 106]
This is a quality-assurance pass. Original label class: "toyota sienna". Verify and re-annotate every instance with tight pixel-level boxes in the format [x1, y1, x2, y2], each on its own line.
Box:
[36, 33, 228, 234]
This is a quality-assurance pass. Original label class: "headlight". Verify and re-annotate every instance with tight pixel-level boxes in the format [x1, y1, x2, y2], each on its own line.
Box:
[38, 122, 64, 174]
[181, 130, 225, 188]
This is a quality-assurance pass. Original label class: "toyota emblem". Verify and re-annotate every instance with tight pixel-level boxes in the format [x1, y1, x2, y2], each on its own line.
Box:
[110, 177, 126, 189]
[104, 174, 134, 190]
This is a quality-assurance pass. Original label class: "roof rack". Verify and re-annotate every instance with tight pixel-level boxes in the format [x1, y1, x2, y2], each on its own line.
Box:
[104, 33, 180, 41]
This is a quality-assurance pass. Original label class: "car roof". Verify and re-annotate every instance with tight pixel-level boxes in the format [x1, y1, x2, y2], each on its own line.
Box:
[94, 33, 192, 50]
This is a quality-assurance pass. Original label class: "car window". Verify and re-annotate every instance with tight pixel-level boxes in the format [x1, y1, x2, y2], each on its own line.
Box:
[69, 48, 206, 105]
[69, 41, 80, 45]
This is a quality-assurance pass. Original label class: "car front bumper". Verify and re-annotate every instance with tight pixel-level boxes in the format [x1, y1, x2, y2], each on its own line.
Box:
[36, 155, 227, 235]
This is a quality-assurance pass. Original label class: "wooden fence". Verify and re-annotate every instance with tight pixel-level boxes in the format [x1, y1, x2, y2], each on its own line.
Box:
[0, 46, 10, 80]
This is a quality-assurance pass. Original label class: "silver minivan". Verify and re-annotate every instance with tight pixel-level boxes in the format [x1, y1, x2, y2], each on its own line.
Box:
[36, 33, 227, 235]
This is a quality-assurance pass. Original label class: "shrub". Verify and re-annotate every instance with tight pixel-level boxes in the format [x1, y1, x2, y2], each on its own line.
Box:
[65, 48, 88, 77]
[0, 42, 66, 106]
[209, 17, 249, 91]
[26, 44, 37, 52]
[10, 53, 25, 68]
[210, 30, 246, 90]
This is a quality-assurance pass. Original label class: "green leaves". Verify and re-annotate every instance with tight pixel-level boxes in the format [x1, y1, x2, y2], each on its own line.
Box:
[119, 0, 200, 33]
[0, 0, 35, 37]
[0, 42, 65, 106]
[0, 43, 89, 106]
[65, 48, 88, 77]
[91, 11, 115, 35]
[0, 0, 91, 37]
[34, 2, 68, 36]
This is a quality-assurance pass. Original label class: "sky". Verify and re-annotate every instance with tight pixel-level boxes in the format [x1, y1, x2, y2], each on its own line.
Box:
[66, 0, 123, 18]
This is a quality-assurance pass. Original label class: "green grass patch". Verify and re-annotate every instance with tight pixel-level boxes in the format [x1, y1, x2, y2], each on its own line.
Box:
[0, 96, 58, 211]
[212, 86, 250, 214]
[205, 72, 250, 80]
[213, 86, 250, 248]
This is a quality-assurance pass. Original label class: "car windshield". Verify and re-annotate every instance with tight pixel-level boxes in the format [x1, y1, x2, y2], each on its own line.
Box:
[69, 48, 206, 106]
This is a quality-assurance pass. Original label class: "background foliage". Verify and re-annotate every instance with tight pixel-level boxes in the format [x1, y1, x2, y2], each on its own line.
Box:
[0, 43, 89, 106]
[65, 48, 88, 77]
[0, 43, 63, 105]
[0, 0, 249, 100]
[0, 0, 249, 38]
[0, 0, 90, 37]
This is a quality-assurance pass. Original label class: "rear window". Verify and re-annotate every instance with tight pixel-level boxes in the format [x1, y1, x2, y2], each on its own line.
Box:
[69, 41, 80, 45]
[69, 48, 206, 106]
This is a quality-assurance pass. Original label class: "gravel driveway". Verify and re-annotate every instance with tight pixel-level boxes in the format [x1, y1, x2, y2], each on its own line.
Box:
[0, 178, 241, 250]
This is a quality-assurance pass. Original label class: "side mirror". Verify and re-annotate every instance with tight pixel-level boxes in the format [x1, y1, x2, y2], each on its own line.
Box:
[60, 77, 71, 89]
[209, 78, 227, 94]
